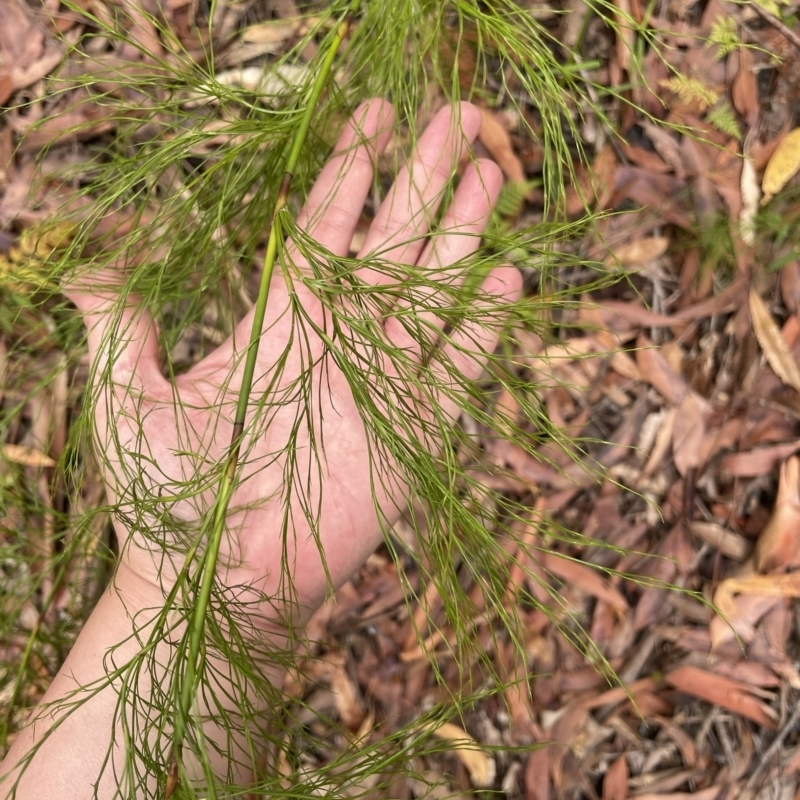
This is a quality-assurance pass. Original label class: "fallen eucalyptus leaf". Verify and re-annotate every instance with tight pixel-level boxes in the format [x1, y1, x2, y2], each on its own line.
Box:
[749, 288, 800, 392]
[762, 127, 800, 204]
[421, 721, 496, 787]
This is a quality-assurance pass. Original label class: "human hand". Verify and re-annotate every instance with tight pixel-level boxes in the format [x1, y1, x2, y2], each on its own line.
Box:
[65, 100, 522, 626]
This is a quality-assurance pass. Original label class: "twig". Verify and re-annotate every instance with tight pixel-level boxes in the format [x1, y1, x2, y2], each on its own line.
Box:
[745, 695, 800, 791]
[748, 1, 800, 52]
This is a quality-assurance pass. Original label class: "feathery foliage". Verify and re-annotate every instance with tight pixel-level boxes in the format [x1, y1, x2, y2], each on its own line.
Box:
[0, 1, 658, 797]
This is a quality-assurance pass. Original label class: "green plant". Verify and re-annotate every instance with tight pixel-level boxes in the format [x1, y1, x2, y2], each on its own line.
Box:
[0, 1, 645, 798]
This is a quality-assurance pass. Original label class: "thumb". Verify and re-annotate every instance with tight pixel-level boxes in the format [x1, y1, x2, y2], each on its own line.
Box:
[63, 268, 164, 389]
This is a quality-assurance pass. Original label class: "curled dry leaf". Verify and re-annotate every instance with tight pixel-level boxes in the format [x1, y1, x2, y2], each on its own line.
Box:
[749, 289, 800, 392]
[421, 721, 496, 788]
[753, 456, 800, 572]
[762, 128, 800, 204]
[713, 571, 800, 648]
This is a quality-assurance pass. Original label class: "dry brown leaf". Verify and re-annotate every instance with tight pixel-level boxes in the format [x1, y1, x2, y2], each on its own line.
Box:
[591, 146, 619, 210]
[749, 289, 800, 391]
[642, 122, 685, 178]
[525, 746, 551, 800]
[762, 128, 800, 204]
[687, 521, 753, 561]
[603, 755, 628, 800]
[539, 552, 629, 613]
[611, 0, 632, 71]
[710, 590, 779, 649]
[753, 456, 800, 572]
[422, 721, 496, 787]
[329, 660, 364, 729]
[672, 389, 712, 477]
[653, 716, 697, 767]
[665, 665, 778, 729]
[709, 659, 781, 688]
[0, 74, 12, 106]
[732, 47, 759, 128]
[642, 407, 676, 479]
[636, 339, 687, 405]
[0, 0, 44, 86]
[581, 676, 658, 709]
[606, 236, 669, 268]
[621, 142, 671, 173]
[781, 263, 800, 314]
[477, 108, 530, 197]
[720, 440, 800, 477]
[3, 443, 55, 468]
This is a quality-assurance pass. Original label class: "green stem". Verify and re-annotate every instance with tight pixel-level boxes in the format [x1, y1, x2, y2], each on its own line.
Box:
[166, 2, 361, 795]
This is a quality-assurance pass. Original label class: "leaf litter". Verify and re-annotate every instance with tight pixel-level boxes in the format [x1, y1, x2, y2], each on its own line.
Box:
[7, 0, 800, 797]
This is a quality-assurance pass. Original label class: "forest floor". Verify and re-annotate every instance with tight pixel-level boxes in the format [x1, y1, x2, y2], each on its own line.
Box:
[4, 0, 800, 798]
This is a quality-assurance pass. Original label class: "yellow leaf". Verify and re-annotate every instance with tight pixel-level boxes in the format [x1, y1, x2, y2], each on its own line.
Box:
[606, 236, 669, 267]
[749, 288, 800, 392]
[762, 128, 800, 203]
[3, 443, 55, 468]
[421, 721, 496, 787]
[242, 18, 301, 44]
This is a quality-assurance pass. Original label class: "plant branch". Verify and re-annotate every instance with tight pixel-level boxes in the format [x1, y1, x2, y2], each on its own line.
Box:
[166, 2, 361, 795]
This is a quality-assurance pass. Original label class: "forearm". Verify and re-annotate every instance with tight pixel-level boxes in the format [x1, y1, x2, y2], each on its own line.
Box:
[0, 566, 286, 799]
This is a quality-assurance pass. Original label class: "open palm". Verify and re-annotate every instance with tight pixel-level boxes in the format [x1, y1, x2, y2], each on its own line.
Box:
[66, 100, 521, 624]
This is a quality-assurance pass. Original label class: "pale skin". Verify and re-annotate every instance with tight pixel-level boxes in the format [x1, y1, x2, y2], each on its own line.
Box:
[0, 100, 521, 798]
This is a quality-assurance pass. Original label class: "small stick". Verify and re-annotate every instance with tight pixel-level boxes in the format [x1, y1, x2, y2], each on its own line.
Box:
[748, 1, 800, 52]
[745, 696, 800, 790]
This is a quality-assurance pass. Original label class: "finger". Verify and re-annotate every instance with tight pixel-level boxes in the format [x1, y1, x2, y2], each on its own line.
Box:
[190, 102, 395, 386]
[383, 158, 503, 360]
[426, 266, 522, 423]
[355, 102, 482, 285]
[290, 99, 395, 260]
[64, 272, 164, 390]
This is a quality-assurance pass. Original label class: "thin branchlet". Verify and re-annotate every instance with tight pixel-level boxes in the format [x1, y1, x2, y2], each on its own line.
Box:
[166, 2, 362, 794]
